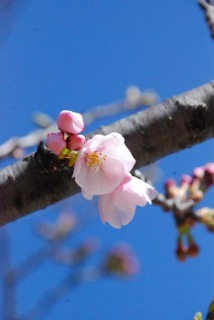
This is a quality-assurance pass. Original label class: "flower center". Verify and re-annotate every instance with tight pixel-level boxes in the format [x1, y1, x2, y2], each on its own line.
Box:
[84, 151, 107, 171]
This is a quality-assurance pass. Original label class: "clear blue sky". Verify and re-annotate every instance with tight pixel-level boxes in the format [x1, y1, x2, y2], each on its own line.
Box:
[0, 1, 214, 319]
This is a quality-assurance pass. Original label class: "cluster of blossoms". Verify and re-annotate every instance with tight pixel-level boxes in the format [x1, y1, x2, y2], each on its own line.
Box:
[47, 110, 158, 228]
[164, 162, 214, 203]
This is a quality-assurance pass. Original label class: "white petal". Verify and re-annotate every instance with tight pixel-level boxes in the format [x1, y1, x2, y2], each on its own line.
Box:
[75, 159, 124, 195]
[98, 194, 114, 223]
[98, 194, 136, 229]
[81, 188, 94, 200]
[107, 206, 136, 229]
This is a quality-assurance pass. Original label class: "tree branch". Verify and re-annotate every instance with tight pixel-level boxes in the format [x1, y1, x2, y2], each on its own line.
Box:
[198, 0, 214, 39]
[0, 81, 214, 226]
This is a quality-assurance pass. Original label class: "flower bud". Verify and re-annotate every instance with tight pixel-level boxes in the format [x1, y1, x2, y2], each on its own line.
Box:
[190, 189, 204, 202]
[57, 110, 84, 134]
[103, 244, 139, 276]
[175, 243, 186, 262]
[196, 207, 214, 231]
[187, 242, 199, 258]
[66, 134, 86, 151]
[203, 163, 214, 186]
[46, 132, 66, 155]
[180, 174, 192, 186]
[164, 179, 175, 190]
[37, 212, 76, 241]
[193, 166, 205, 179]
[164, 179, 178, 198]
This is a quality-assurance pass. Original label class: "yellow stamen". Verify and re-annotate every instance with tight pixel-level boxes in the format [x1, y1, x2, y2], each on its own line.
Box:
[85, 151, 107, 170]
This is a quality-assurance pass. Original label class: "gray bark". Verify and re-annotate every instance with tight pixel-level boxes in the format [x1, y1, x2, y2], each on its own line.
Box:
[0, 81, 214, 226]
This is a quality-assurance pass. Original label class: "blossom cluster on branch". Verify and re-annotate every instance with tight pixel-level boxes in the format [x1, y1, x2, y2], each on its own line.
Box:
[151, 162, 214, 262]
[46, 110, 158, 228]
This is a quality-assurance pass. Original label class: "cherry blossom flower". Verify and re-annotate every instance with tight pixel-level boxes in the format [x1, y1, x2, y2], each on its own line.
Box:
[73, 133, 136, 198]
[46, 132, 66, 155]
[46, 110, 158, 229]
[57, 110, 84, 134]
[98, 174, 157, 228]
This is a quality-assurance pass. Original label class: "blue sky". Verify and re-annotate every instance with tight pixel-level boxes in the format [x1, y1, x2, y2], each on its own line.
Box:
[0, 1, 214, 319]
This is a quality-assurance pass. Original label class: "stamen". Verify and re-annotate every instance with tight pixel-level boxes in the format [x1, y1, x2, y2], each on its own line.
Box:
[85, 151, 107, 170]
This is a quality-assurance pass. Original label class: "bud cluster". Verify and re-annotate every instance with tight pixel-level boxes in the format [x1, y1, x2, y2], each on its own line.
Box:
[46, 110, 85, 166]
[160, 163, 214, 261]
[164, 163, 214, 204]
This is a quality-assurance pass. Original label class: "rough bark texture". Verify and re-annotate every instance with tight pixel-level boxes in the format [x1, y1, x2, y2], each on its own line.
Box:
[0, 81, 214, 225]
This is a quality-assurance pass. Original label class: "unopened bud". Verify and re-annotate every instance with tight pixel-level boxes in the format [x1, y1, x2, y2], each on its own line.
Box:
[193, 166, 204, 179]
[57, 110, 84, 134]
[103, 244, 139, 276]
[164, 179, 178, 198]
[175, 242, 187, 262]
[190, 189, 204, 202]
[196, 207, 214, 231]
[187, 242, 199, 258]
[180, 174, 192, 186]
[46, 132, 66, 155]
[66, 134, 86, 150]
[203, 163, 214, 186]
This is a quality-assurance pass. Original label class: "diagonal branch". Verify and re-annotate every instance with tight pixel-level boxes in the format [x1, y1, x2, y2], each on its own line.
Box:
[198, 0, 214, 38]
[0, 81, 214, 226]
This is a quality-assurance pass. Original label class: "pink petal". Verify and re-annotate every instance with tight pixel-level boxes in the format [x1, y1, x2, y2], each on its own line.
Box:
[98, 133, 124, 151]
[99, 194, 135, 229]
[72, 152, 83, 177]
[98, 193, 136, 229]
[107, 144, 136, 173]
[123, 177, 157, 206]
[75, 159, 124, 195]
[98, 193, 114, 223]
[81, 188, 94, 200]
[107, 207, 135, 229]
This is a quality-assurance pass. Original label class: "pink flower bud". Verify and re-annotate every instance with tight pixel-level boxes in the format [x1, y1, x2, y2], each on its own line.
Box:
[190, 189, 204, 202]
[164, 179, 175, 190]
[180, 175, 192, 185]
[187, 242, 199, 258]
[103, 243, 139, 276]
[46, 132, 66, 155]
[57, 110, 84, 134]
[193, 166, 204, 179]
[204, 163, 214, 186]
[175, 241, 187, 262]
[164, 179, 178, 198]
[66, 134, 86, 151]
